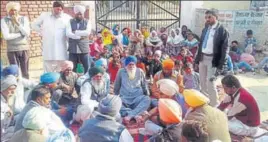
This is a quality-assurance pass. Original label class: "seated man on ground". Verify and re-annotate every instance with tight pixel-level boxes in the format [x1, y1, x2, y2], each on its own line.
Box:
[79, 95, 134, 142]
[1, 75, 17, 142]
[181, 120, 209, 142]
[148, 50, 163, 82]
[151, 59, 184, 99]
[10, 106, 48, 142]
[183, 89, 231, 141]
[151, 79, 187, 117]
[80, 67, 109, 109]
[94, 58, 110, 92]
[2, 65, 38, 115]
[218, 75, 267, 138]
[27, 72, 73, 127]
[58, 61, 79, 106]
[70, 104, 94, 138]
[14, 86, 66, 136]
[114, 55, 150, 124]
[143, 98, 182, 141]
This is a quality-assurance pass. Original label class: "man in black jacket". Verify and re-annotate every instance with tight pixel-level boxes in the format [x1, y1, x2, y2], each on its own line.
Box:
[195, 9, 229, 107]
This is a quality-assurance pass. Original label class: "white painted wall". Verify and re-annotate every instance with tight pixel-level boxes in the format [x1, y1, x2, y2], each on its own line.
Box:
[81, 1, 96, 31]
[180, 1, 203, 30]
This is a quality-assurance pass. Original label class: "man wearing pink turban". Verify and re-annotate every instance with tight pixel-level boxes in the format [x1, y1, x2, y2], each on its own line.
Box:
[58, 60, 79, 106]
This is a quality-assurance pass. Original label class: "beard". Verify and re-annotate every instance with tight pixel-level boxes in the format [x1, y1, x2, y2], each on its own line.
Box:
[163, 72, 172, 78]
[126, 67, 137, 80]
[91, 79, 105, 93]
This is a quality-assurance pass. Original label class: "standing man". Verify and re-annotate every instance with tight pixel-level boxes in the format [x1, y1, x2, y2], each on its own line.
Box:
[195, 9, 229, 107]
[66, 5, 91, 73]
[1, 2, 31, 79]
[31, 1, 72, 72]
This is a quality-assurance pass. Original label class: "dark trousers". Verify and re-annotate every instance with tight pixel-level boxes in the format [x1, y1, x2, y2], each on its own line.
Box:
[7, 50, 29, 79]
[69, 53, 89, 73]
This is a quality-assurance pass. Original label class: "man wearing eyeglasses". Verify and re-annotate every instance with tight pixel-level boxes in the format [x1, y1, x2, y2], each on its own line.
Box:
[195, 9, 229, 107]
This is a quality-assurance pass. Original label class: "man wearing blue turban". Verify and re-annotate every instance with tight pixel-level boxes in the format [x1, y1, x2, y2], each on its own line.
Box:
[114, 56, 150, 124]
[2, 64, 38, 116]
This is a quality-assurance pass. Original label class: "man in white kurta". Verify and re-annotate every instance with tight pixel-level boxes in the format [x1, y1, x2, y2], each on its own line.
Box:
[31, 1, 72, 72]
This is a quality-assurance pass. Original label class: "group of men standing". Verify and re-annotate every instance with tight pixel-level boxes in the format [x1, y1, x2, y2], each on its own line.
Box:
[1, 1, 91, 76]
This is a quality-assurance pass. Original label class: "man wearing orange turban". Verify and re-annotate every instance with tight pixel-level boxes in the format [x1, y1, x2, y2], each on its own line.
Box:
[151, 59, 184, 99]
[141, 98, 182, 141]
[58, 60, 79, 105]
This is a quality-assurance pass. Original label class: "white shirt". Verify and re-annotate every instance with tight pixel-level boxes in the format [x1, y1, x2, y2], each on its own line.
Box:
[13, 78, 38, 114]
[80, 81, 100, 108]
[202, 21, 218, 54]
[1, 15, 30, 40]
[1, 95, 13, 140]
[66, 19, 91, 40]
[31, 12, 72, 60]
[119, 129, 134, 142]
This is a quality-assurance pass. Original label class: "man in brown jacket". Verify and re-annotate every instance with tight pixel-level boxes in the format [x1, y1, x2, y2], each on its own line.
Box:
[183, 89, 231, 142]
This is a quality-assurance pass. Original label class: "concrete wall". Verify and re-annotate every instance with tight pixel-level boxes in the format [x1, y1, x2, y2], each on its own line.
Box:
[203, 1, 251, 10]
[194, 9, 268, 51]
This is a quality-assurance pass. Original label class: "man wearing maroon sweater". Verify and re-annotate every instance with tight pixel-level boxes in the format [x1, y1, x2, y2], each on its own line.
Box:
[218, 75, 260, 137]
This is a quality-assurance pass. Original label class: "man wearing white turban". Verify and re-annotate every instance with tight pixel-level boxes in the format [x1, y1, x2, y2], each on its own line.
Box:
[1, 2, 31, 79]
[66, 5, 91, 74]
[10, 106, 48, 142]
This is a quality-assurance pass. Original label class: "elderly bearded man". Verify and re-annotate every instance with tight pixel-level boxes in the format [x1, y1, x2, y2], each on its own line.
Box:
[80, 67, 109, 110]
[66, 5, 91, 73]
[114, 56, 150, 124]
[1, 2, 31, 79]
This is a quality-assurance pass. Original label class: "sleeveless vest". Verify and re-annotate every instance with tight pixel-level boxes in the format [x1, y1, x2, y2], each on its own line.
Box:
[4, 16, 29, 52]
[68, 19, 89, 54]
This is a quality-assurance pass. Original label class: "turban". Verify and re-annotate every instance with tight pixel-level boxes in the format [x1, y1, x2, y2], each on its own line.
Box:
[53, 1, 64, 9]
[157, 79, 179, 97]
[158, 98, 182, 124]
[2, 64, 19, 77]
[125, 56, 137, 66]
[6, 2, 20, 12]
[154, 50, 162, 57]
[22, 106, 48, 130]
[40, 72, 60, 84]
[74, 104, 94, 122]
[73, 5, 86, 14]
[95, 58, 107, 68]
[183, 89, 210, 108]
[162, 59, 174, 70]
[47, 128, 75, 142]
[88, 66, 104, 77]
[98, 95, 122, 117]
[61, 61, 74, 71]
[1, 75, 17, 92]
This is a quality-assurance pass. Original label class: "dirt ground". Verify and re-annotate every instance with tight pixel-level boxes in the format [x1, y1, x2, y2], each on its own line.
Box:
[28, 57, 268, 121]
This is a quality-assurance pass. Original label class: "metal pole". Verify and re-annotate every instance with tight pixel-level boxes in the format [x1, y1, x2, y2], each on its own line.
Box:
[136, 0, 140, 29]
[95, 0, 98, 31]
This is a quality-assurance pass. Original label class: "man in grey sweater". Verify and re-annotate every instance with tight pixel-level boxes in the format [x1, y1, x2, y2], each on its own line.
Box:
[1, 2, 30, 79]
